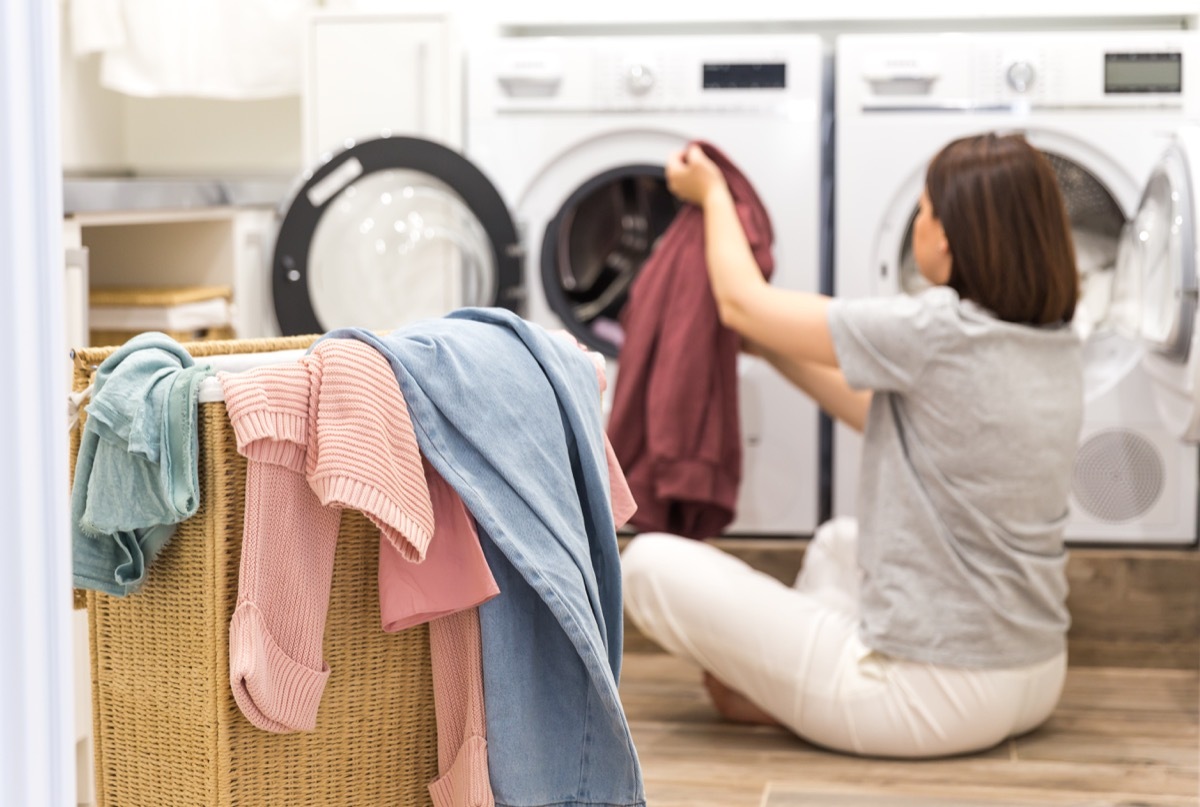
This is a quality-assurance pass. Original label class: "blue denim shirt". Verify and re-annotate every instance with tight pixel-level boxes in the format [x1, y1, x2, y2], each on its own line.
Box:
[72, 333, 212, 596]
[327, 309, 644, 807]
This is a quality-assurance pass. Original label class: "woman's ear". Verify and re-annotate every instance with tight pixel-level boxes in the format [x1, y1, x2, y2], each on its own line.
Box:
[931, 216, 950, 255]
[934, 221, 953, 283]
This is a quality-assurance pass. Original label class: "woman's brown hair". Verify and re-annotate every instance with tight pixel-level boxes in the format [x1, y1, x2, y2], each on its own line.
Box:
[925, 133, 1078, 325]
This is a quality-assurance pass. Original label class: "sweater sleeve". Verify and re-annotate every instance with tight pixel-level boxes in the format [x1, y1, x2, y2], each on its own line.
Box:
[221, 362, 341, 734]
[427, 608, 494, 807]
[305, 339, 435, 564]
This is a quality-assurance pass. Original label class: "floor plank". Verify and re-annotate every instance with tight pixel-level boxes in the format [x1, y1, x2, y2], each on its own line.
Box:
[620, 652, 1200, 806]
[763, 781, 1199, 806]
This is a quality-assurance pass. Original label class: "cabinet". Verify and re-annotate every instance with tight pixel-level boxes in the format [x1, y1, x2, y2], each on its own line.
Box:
[63, 205, 281, 348]
[304, 11, 461, 160]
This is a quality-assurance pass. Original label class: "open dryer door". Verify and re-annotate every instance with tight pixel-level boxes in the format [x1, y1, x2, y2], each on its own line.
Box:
[1109, 128, 1200, 441]
[272, 136, 522, 336]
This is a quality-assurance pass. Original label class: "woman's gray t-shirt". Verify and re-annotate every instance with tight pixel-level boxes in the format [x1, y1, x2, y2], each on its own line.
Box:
[827, 286, 1082, 669]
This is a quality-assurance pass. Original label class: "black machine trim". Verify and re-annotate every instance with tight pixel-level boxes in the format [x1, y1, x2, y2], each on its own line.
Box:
[272, 136, 521, 336]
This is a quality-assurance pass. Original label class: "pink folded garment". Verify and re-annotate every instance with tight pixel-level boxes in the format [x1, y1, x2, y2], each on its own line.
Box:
[548, 328, 638, 529]
[379, 459, 499, 633]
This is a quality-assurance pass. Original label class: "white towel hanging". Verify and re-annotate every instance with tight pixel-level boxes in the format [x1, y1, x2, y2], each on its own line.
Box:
[69, 0, 315, 99]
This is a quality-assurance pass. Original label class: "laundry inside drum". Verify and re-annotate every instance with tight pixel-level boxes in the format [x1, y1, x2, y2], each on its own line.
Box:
[896, 149, 1124, 313]
[550, 171, 680, 355]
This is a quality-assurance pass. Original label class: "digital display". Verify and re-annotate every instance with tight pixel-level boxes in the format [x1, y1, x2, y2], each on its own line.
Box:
[1105, 52, 1182, 94]
[703, 63, 786, 90]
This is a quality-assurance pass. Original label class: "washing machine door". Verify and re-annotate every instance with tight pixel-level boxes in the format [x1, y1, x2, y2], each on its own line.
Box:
[1111, 128, 1200, 440]
[272, 136, 521, 335]
[538, 164, 681, 357]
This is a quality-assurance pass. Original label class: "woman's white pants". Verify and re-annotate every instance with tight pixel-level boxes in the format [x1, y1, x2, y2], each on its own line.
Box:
[621, 518, 1066, 758]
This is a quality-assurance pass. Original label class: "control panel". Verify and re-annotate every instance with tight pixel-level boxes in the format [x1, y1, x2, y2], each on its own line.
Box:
[840, 31, 1195, 113]
[477, 35, 820, 113]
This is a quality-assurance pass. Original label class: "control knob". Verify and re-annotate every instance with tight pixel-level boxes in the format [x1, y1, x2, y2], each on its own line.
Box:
[626, 63, 656, 95]
[1006, 61, 1036, 93]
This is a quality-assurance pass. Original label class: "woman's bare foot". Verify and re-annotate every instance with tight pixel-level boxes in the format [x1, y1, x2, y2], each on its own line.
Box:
[702, 671, 781, 726]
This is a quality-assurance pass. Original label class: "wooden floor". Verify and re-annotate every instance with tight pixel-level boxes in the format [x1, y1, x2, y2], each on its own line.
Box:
[619, 652, 1200, 807]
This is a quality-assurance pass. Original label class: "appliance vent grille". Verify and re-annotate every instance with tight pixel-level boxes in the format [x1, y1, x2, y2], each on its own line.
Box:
[1072, 429, 1164, 522]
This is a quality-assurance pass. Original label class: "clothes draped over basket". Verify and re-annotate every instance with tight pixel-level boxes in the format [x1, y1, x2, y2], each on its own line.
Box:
[69, 313, 642, 807]
[607, 140, 775, 539]
[71, 331, 213, 596]
[219, 337, 500, 807]
[220, 338, 434, 731]
[328, 308, 645, 807]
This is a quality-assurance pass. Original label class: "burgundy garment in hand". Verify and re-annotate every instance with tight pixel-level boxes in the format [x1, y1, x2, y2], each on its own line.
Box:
[607, 141, 774, 539]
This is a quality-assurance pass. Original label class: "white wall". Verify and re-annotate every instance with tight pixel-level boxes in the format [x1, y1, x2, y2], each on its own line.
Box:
[122, 96, 303, 176]
[59, 0, 1200, 177]
[334, 0, 1200, 29]
[58, 2, 304, 177]
[59, 27, 124, 172]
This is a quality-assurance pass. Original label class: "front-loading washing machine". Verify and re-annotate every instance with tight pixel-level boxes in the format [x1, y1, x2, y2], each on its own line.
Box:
[466, 35, 827, 536]
[835, 31, 1200, 545]
[268, 34, 828, 536]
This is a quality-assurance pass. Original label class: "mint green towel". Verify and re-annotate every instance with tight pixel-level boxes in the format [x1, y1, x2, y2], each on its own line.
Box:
[72, 333, 212, 596]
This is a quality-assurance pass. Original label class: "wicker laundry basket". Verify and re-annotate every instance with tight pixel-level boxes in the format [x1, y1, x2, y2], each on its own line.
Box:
[88, 285, 237, 347]
[70, 336, 439, 807]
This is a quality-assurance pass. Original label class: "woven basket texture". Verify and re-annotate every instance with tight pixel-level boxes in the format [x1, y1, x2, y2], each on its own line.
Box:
[71, 335, 439, 807]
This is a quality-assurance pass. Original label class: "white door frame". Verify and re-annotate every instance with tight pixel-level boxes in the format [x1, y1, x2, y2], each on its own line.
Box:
[0, 0, 76, 804]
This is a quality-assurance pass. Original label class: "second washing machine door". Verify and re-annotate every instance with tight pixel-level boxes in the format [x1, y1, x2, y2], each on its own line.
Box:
[272, 135, 521, 336]
[1110, 126, 1200, 441]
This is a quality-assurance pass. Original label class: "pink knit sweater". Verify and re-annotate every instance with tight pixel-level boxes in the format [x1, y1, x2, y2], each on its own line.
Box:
[220, 339, 495, 806]
[220, 336, 636, 807]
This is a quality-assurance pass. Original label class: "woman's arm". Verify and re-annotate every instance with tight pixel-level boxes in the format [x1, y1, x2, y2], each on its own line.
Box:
[666, 145, 838, 368]
[749, 342, 872, 433]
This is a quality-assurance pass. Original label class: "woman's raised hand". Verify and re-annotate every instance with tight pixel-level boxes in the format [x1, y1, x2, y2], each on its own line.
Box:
[665, 144, 727, 207]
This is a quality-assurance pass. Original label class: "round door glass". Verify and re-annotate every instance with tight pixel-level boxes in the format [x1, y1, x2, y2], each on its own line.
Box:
[542, 168, 681, 356]
[1113, 161, 1195, 360]
[307, 169, 495, 331]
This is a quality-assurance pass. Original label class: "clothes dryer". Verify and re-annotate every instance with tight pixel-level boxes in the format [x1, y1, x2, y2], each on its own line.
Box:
[835, 32, 1200, 545]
